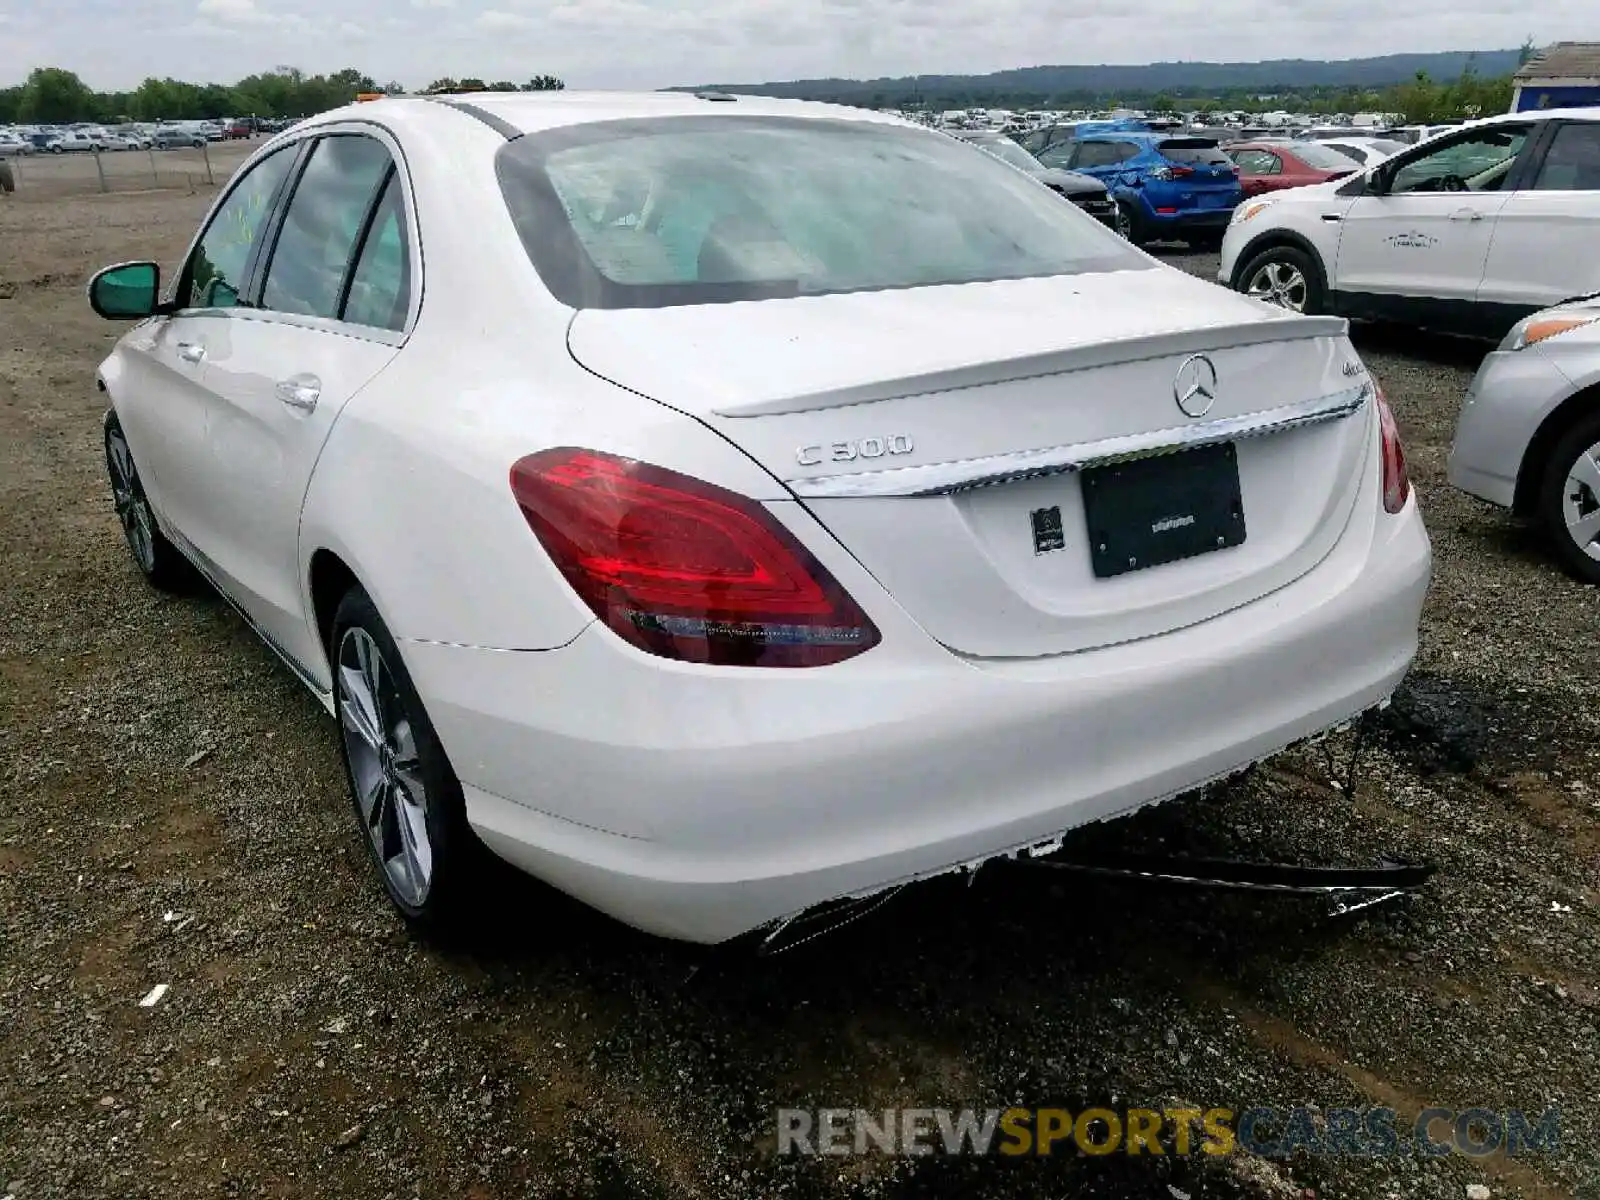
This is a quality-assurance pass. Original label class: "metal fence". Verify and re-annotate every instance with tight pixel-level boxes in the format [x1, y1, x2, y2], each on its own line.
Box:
[0, 141, 257, 200]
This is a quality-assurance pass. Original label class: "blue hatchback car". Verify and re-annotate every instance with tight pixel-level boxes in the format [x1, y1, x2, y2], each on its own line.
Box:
[1036, 132, 1243, 248]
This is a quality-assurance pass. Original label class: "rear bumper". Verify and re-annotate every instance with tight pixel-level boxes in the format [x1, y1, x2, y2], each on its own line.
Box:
[402, 491, 1431, 945]
[1135, 200, 1238, 233]
[1447, 347, 1572, 510]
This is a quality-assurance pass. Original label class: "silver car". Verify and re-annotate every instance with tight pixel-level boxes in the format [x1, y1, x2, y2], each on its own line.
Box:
[1449, 298, 1600, 583]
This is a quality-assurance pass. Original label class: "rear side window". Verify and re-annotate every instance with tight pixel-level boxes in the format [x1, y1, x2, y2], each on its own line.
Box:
[1158, 139, 1231, 166]
[497, 115, 1146, 309]
[1073, 141, 1122, 168]
[1532, 123, 1600, 191]
[342, 174, 412, 331]
[1290, 143, 1361, 171]
[1231, 149, 1281, 175]
[260, 135, 394, 320]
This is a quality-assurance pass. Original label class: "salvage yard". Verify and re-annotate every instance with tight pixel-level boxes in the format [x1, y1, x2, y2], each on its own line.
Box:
[2, 182, 1599, 1200]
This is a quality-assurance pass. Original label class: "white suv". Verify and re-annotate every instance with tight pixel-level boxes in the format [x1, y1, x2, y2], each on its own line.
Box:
[1219, 109, 1600, 339]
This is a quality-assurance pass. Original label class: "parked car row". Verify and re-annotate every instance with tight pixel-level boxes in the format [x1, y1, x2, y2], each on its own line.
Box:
[0, 117, 283, 157]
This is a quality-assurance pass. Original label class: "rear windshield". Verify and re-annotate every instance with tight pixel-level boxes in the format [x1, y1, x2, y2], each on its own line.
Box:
[1290, 142, 1362, 170]
[968, 136, 1043, 173]
[1157, 139, 1231, 165]
[496, 116, 1146, 309]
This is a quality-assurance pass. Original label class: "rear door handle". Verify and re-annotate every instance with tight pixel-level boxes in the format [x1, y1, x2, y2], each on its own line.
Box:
[176, 341, 205, 364]
[1449, 209, 1484, 222]
[275, 375, 321, 413]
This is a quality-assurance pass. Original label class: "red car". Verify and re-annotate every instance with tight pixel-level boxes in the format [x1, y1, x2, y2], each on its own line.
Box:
[223, 121, 253, 140]
[1224, 140, 1361, 197]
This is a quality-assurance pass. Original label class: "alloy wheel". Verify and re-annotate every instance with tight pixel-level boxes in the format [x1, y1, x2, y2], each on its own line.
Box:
[1114, 206, 1133, 240]
[1561, 439, 1600, 564]
[337, 627, 434, 907]
[106, 425, 157, 573]
[1245, 260, 1309, 312]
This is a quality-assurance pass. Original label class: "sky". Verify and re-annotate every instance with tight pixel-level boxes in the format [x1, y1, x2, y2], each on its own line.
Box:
[0, 0, 1595, 93]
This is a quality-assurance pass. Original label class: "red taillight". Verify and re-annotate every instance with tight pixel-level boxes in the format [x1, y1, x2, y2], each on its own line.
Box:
[509, 449, 881, 667]
[1375, 386, 1411, 514]
[1153, 164, 1194, 180]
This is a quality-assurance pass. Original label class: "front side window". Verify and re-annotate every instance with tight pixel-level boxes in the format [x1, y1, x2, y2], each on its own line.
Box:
[1388, 126, 1530, 194]
[260, 134, 394, 320]
[1532, 123, 1600, 191]
[183, 145, 297, 309]
[497, 117, 1146, 309]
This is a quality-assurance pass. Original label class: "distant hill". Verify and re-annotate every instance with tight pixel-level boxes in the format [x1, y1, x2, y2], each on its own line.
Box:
[674, 50, 1524, 104]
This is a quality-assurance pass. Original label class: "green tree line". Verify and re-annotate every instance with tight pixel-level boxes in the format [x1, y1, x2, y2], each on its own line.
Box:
[0, 66, 565, 125]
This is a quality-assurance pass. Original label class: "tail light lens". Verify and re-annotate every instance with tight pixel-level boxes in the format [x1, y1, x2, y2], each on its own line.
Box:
[1152, 164, 1194, 180]
[1375, 386, 1411, 514]
[509, 449, 880, 667]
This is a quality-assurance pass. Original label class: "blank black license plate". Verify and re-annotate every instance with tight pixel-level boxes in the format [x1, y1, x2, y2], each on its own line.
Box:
[1080, 442, 1246, 579]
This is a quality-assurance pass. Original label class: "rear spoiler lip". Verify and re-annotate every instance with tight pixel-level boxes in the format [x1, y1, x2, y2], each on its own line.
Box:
[709, 313, 1351, 418]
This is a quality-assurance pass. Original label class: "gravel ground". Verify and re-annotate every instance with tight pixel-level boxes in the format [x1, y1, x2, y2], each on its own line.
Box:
[2, 194, 1598, 1200]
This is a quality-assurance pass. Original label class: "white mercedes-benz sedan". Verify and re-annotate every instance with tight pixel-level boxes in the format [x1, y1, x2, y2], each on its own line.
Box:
[88, 92, 1432, 944]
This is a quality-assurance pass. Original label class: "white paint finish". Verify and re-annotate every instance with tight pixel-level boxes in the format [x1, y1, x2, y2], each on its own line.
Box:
[418, 457, 1429, 943]
[1479, 189, 1600, 311]
[195, 315, 400, 674]
[1333, 190, 1510, 302]
[96, 93, 1434, 941]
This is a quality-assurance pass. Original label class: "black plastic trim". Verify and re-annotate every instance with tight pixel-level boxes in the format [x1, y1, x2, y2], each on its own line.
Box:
[431, 98, 522, 140]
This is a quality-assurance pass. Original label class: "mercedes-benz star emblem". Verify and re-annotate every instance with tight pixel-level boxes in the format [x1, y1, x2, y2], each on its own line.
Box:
[1173, 353, 1219, 419]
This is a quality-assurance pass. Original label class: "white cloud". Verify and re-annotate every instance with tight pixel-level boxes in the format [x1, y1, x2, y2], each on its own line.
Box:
[410, 0, 454, 7]
[475, 9, 538, 31]
[196, 0, 272, 23]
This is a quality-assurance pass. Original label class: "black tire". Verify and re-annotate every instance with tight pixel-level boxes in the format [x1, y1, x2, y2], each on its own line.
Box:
[1536, 411, 1600, 586]
[330, 585, 484, 929]
[1235, 243, 1326, 315]
[1113, 200, 1148, 246]
[103, 410, 194, 592]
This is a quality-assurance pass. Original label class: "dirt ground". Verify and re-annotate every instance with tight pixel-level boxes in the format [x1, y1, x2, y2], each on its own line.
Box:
[1, 180, 1598, 1200]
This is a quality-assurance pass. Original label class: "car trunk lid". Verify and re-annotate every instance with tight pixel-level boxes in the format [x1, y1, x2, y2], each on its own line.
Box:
[567, 268, 1373, 658]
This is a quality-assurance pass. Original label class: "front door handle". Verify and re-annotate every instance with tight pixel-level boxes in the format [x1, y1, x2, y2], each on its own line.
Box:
[1449, 209, 1484, 222]
[275, 375, 321, 413]
[176, 341, 206, 364]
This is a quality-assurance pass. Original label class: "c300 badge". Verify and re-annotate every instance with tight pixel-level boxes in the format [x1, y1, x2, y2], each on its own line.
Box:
[796, 435, 914, 467]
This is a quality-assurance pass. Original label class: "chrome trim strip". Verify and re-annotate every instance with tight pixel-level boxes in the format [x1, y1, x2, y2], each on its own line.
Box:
[784, 383, 1371, 499]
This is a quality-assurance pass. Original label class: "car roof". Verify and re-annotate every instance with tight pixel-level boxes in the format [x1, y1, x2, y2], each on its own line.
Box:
[1451, 106, 1600, 131]
[310, 90, 912, 138]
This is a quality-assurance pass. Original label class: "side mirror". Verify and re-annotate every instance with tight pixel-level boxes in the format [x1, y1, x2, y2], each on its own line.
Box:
[88, 261, 163, 320]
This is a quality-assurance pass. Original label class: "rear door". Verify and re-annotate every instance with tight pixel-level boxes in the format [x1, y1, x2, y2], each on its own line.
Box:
[193, 130, 412, 674]
[1478, 120, 1600, 327]
[1331, 123, 1534, 329]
